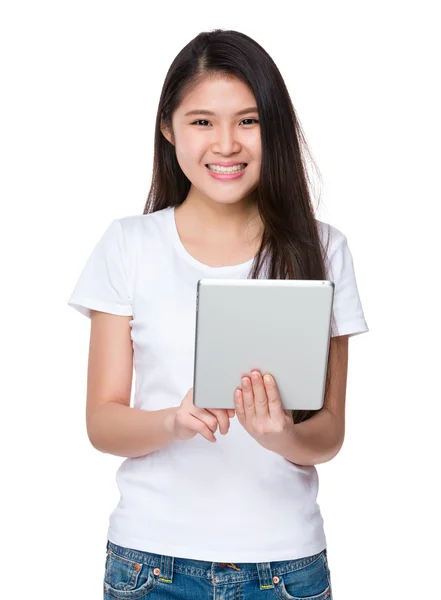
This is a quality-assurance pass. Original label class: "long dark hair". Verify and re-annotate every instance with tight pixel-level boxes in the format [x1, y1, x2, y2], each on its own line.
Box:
[144, 29, 339, 425]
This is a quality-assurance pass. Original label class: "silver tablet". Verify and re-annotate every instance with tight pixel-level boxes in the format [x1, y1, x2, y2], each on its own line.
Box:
[193, 279, 334, 411]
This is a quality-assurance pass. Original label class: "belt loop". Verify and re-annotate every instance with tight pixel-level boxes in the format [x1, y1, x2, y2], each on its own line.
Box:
[158, 555, 174, 584]
[257, 562, 274, 590]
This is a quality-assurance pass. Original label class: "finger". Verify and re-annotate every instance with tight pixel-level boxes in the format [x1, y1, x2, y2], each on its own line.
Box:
[250, 370, 269, 421]
[191, 410, 218, 434]
[207, 409, 230, 435]
[185, 413, 217, 442]
[241, 376, 255, 422]
[197, 420, 217, 443]
[234, 387, 245, 422]
[263, 374, 284, 420]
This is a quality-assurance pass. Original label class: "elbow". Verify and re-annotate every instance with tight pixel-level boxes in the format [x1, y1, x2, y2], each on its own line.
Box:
[86, 408, 106, 453]
[87, 427, 103, 452]
[328, 430, 345, 462]
[317, 428, 345, 465]
[87, 432, 110, 455]
[327, 412, 345, 461]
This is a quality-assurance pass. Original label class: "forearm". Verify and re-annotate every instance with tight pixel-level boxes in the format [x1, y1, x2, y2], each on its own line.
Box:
[88, 402, 179, 459]
[276, 408, 344, 466]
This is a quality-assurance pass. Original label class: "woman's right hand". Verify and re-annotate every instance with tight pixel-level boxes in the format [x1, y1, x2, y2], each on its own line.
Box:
[170, 388, 235, 443]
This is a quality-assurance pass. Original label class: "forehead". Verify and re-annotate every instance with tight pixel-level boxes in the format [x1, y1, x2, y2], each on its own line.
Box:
[177, 75, 257, 115]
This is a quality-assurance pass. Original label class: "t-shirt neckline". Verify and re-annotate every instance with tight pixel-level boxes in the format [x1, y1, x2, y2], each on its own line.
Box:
[167, 206, 255, 273]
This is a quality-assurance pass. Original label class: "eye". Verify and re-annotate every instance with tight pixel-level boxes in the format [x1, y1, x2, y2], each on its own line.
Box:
[192, 120, 211, 127]
[190, 119, 259, 127]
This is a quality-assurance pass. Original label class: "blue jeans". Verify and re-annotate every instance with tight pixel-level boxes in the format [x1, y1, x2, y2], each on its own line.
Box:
[104, 540, 333, 599]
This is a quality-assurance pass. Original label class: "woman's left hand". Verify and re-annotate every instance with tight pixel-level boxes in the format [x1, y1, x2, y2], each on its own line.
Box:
[234, 370, 295, 452]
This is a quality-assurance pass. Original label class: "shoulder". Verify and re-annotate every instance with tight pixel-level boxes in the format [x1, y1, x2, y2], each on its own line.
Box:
[116, 208, 170, 232]
[315, 219, 347, 259]
[116, 207, 172, 239]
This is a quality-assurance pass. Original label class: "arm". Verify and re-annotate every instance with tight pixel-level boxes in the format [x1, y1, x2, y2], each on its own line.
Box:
[86, 310, 179, 458]
[276, 407, 344, 466]
[89, 403, 179, 458]
[275, 335, 349, 466]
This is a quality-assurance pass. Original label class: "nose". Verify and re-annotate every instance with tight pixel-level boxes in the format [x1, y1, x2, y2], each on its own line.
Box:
[211, 124, 241, 155]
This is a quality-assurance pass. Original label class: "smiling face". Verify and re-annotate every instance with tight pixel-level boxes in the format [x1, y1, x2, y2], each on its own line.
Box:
[161, 74, 262, 209]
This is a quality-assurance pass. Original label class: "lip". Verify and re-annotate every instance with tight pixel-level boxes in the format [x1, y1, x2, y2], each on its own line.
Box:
[205, 161, 248, 167]
[206, 164, 247, 180]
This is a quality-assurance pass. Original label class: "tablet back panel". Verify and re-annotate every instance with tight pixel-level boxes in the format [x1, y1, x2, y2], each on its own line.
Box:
[193, 279, 334, 411]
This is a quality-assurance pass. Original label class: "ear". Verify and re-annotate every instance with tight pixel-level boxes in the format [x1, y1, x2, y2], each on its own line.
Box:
[160, 122, 174, 146]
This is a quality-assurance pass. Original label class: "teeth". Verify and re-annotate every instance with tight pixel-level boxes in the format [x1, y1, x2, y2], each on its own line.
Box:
[207, 164, 246, 173]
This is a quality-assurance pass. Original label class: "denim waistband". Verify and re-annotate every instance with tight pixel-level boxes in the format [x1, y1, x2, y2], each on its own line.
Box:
[106, 540, 327, 587]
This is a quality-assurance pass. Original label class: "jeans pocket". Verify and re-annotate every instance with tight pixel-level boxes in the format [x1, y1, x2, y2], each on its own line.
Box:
[322, 549, 332, 583]
[276, 551, 331, 600]
[104, 546, 158, 599]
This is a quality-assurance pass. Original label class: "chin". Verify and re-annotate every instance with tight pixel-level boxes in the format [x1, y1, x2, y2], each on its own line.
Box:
[208, 197, 251, 207]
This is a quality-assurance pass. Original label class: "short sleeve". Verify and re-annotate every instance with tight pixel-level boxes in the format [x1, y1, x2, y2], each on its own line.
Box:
[67, 219, 133, 319]
[327, 228, 369, 338]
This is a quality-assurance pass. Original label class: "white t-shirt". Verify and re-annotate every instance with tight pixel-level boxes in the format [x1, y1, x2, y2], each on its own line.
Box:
[68, 206, 369, 562]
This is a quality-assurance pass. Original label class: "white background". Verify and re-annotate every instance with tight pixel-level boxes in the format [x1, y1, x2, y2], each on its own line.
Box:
[1, 1, 439, 598]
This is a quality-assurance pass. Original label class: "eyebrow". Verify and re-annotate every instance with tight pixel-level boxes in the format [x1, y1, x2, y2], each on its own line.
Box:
[183, 106, 259, 117]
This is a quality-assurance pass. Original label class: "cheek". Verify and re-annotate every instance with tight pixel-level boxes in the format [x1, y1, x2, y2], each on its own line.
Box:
[250, 135, 262, 161]
[176, 135, 206, 167]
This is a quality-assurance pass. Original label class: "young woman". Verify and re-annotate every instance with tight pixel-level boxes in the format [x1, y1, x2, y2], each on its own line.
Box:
[68, 29, 368, 600]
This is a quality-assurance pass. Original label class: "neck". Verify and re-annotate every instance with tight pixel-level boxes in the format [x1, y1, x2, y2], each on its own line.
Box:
[175, 189, 262, 239]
